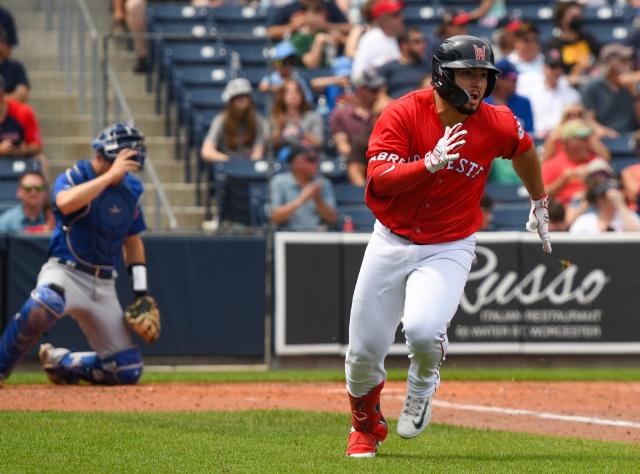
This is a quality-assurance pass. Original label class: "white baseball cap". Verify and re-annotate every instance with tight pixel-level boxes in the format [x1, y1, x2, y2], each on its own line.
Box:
[222, 78, 253, 103]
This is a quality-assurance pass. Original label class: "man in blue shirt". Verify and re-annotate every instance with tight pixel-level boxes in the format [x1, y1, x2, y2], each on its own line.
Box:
[270, 143, 337, 230]
[485, 59, 535, 133]
[0, 123, 160, 386]
[0, 170, 49, 233]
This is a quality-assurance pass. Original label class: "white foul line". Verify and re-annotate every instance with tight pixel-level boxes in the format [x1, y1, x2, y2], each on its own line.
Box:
[432, 400, 640, 430]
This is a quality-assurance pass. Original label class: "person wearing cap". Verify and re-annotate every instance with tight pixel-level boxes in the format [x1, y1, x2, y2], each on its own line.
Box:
[435, 9, 471, 44]
[269, 143, 337, 230]
[200, 78, 267, 162]
[485, 59, 534, 133]
[309, 55, 353, 110]
[569, 176, 640, 233]
[376, 27, 430, 99]
[581, 43, 640, 135]
[351, 0, 404, 79]
[0, 26, 28, 102]
[330, 69, 385, 162]
[267, 0, 350, 42]
[492, 16, 523, 61]
[544, 0, 600, 84]
[259, 41, 314, 104]
[525, 48, 581, 137]
[542, 119, 604, 207]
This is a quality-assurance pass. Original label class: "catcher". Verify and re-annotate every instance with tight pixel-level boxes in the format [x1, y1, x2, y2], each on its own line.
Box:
[0, 123, 160, 385]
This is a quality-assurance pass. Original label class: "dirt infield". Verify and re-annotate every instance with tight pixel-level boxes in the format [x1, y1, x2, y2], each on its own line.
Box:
[2, 381, 639, 443]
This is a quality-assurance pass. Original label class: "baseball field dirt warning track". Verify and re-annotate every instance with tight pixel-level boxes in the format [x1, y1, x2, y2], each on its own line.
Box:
[2, 381, 639, 443]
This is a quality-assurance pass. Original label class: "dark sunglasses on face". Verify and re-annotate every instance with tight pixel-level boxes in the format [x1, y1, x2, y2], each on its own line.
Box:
[22, 185, 44, 193]
[304, 155, 319, 163]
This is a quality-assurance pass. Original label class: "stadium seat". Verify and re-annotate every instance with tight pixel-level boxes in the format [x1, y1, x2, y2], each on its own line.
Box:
[338, 205, 376, 232]
[319, 158, 348, 183]
[333, 183, 365, 206]
[485, 183, 529, 204]
[611, 157, 640, 176]
[147, 4, 209, 24]
[492, 203, 529, 231]
[0, 158, 40, 179]
[0, 180, 18, 201]
[210, 6, 269, 36]
[601, 133, 636, 159]
[249, 181, 269, 227]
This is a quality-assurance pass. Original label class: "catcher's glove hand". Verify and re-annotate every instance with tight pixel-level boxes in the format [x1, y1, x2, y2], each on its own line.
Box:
[124, 295, 161, 344]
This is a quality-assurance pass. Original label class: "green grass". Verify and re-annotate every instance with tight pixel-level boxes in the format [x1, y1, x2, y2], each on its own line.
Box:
[7, 367, 640, 385]
[0, 411, 637, 473]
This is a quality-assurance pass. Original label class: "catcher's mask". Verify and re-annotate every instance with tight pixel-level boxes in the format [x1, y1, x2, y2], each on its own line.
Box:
[432, 35, 500, 113]
[92, 122, 146, 169]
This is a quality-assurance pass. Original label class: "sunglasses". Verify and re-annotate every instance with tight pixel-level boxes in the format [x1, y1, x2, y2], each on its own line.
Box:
[22, 185, 45, 193]
[304, 155, 319, 163]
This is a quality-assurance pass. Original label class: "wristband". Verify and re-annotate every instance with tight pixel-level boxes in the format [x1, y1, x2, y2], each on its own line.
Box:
[128, 263, 148, 297]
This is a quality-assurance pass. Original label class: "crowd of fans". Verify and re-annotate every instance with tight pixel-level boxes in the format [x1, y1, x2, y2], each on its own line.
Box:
[0, 4, 48, 234]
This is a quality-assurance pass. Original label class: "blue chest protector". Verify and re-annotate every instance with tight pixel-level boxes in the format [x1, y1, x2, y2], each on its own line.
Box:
[48, 160, 145, 268]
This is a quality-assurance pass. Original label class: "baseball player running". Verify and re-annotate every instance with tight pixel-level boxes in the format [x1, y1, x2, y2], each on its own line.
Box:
[0, 123, 160, 386]
[345, 35, 551, 457]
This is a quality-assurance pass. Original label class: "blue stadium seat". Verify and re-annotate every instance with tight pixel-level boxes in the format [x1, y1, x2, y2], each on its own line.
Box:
[0, 158, 40, 179]
[0, 180, 18, 201]
[492, 203, 529, 231]
[147, 4, 209, 24]
[319, 158, 348, 183]
[225, 37, 270, 66]
[338, 205, 375, 232]
[163, 42, 229, 66]
[212, 159, 271, 225]
[611, 157, 640, 176]
[601, 133, 636, 158]
[249, 181, 269, 227]
[485, 183, 529, 204]
[333, 183, 365, 206]
[210, 6, 269, 36]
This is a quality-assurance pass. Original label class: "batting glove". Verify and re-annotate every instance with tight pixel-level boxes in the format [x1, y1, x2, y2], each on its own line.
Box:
[526, 195, 552, 254]
[424, 122, 468, 173]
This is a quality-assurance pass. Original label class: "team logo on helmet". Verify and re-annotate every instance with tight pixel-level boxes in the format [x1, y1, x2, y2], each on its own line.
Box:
[473, 44, 486, 61]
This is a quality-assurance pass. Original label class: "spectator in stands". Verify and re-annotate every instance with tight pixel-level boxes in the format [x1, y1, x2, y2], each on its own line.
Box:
[345, 98, 386, 187]
[485, 59, 534, 133]
[376, 27, 430, 100]
[0, 6, 17, 49]
[526, 48, 581, 138]
[542, 102, 612, 161]
[621, 163, 640, 211]
[112, 0, 148, 73]
[0, 26, 29, 102]
[545, 0, 599, 86]
[267, 0, 351, 42]
[344, 0, 375, 59]
[434, 9, 471, 45]
[0, 76, 44, 168]
[201, 78, 267, 162]
[569, 177, 640, 233]
[351, 0, 404, 78]
[0, 170, 52, 234]
[507, 22, 543, 96]
[259, 41, 314, 104]
[548, 199, 568, 231]
[581, 43, 640, 136]
[270, 143, 337, 230]
[270, 79, 324, 161]
[492, 16, 523, 61]
[542, 119, 603, 207]
[309, 56, 353, 110]
[329, 69, 384, 161]
[479, 194, 494, 231]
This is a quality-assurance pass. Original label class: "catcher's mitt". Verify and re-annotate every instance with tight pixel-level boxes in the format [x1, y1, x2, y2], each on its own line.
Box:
[124, 295, 161, 344]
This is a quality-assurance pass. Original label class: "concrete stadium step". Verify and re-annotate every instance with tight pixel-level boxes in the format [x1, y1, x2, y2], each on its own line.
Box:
[29, 71, 153, 96]
[39, 113, 166, 138]
[44, 136, 183, 165]
[145, 183, 203, 207]
[143, 206, 207, 230]
[30, 93, 157, 116]
[20, 52, 139, 74]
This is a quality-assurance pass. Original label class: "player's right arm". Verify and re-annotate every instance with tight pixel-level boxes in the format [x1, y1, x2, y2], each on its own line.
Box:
[56, 149, 140, 215]
[367, 101, 466, 196]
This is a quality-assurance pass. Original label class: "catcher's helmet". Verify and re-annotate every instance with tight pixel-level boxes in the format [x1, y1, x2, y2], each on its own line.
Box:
[91, 122, 146, 167]
[432, 35, 500, 111]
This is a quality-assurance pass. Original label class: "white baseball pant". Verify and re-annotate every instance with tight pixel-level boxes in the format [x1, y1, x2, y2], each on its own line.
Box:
[346, 221, 476, 398]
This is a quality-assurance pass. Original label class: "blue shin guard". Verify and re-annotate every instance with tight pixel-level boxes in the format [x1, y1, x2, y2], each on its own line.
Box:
[0, 284, 64, 380]
[43, 346, 143, 385]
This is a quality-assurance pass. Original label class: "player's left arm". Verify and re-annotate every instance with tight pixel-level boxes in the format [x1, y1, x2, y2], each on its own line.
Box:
[512, 145, 552, 253]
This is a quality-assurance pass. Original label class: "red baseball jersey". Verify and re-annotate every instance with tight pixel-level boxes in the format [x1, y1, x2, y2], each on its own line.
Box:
[365, 87, 533, 244]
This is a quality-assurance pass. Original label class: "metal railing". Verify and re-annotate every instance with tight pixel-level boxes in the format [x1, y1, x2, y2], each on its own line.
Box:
[38, 0, 177, 231]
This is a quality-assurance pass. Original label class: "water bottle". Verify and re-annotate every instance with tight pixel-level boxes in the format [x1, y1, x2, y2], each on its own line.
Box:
[342, 215, 354, 232]
[316, 94, 329, 117]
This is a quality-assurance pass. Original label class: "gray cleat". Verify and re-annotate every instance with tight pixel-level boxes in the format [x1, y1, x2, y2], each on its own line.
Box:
[397, 395, 432, 439]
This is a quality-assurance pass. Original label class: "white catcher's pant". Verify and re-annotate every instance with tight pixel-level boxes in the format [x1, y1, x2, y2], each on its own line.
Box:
[346, 221, 476, 398]
[37, 260, 134, 358]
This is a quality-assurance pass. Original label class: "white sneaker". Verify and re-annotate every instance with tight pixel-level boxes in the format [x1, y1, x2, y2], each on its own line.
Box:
[397, 395, 432, 439]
